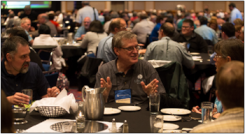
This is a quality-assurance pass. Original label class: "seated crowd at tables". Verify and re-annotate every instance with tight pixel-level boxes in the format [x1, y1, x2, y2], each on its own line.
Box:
[1, 1, 244, 133]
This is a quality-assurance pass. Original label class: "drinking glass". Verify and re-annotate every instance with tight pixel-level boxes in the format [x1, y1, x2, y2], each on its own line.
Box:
[22, 89, 33, 104]
[62, 122, 73, 133]
[150, 114, 164, 133]
[149, 92, 160, 114]
[201, 102, 213, 123]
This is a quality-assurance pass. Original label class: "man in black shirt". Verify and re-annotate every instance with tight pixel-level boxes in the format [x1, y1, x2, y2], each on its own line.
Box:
[172, 19, 208, 53]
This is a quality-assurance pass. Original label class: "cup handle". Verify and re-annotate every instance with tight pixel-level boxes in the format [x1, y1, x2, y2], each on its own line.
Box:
[82, 85, 89, 102]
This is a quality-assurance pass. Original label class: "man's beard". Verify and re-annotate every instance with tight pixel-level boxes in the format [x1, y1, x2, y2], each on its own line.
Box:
[20, 62, 30, 74]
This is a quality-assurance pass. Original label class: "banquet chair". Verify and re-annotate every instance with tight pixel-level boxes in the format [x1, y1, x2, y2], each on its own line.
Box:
[37, 49, 53, 71]
[43, 69, 59, 87]
[156, 61, 190, 109]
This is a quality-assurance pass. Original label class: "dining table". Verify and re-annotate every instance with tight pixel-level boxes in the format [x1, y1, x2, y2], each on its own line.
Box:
[14, 102, 202, 133]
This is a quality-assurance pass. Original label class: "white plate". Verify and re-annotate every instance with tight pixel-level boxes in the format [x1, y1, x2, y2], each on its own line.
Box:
[104, 108, 121, 115]
[118, 106, 141, 111]
[161, 108, 191, 115]
[157, 115, 182, 121]
[154, 123, 179, 130]
[190, 52, 200, 55]
[161, 129, 182, 133]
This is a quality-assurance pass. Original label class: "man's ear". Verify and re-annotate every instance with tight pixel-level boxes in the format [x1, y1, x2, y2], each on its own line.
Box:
[113, 47, 120, 56]
[190, 26, 194, 31]
[6, 53, 13, 61]
[226, 56, 231, 62]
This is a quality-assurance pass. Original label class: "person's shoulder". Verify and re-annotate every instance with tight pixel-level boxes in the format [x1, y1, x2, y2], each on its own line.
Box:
[98, 60, 115, 71]
[137, 59, 154, 70]
[28, 62, 42, 73]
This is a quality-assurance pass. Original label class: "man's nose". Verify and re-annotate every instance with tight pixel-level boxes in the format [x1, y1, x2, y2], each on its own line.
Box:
[26, 55, 31, 62]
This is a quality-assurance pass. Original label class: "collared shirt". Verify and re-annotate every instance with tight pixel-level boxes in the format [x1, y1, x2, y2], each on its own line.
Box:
[144, 36, 194, 69]
[229, 8, 243, 24]
[95, 59, 166, 103]
[194, 25, 218, 45]
[97, 33, 117, 62]
[25, 30, 33, 42]
[74, 26, 87, 40]
[149, 23, 161, 43]
[76, 5, 99, 24]
[132, 19, 155, 44]
[1, 61, 49, 101]
[172, 32, 208, 53]
[191, 107, 244, 133]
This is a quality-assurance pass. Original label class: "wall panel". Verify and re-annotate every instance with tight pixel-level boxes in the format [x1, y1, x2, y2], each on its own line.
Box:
[133, 1, 145, 11]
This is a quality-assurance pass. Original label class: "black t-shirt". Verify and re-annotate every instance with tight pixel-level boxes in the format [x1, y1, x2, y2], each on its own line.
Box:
[19, 11, 37, 22]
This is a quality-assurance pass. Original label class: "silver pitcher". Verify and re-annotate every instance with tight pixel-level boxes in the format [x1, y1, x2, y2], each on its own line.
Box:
[82, 86, 106, 120]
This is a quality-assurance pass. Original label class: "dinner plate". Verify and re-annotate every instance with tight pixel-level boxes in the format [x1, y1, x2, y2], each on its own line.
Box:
[190, 52, 200, 55]
[161, 129, 182, 133]
[118, 106, 141, 111]
[104, 107, 121, 115]
[154, 123, 179, 130]
[157, 115, 182, 121]
[161, 108, 191, 115]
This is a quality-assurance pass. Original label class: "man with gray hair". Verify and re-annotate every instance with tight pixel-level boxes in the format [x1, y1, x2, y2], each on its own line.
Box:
[20, 18, 33, 45]
[95, 31, 166, 103]
[76, 1, 99, 25]
[103, 11, 119, 33]
[97, 18, 127, 62]
[37, 13, 57, 37]
[1, 36, 60, 106]
[144, 22, 194, 69]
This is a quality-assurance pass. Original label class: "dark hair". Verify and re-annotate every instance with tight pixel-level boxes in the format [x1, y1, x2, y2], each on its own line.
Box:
[216, 61, 244, 109]
[199, 16, 208, 25]
[2, 36, 29, 61]
[9, 27, 29, 42]
[221, 22, 235, 37]
[38, 24, 51, 34]
[229, 3, 236, 8]
[89, 20, 104, 33]
[165, 17, 173, 24]
[183, 19, 194, 27]
[1, 90, 14, 133]
[214, 39, 244, 62]
[140, 13, 148, 20]
[156, 15, 163, 23]
[160, 22, 175, 37]
[48, 13, 55, 20]
[108, 18, 121, 33]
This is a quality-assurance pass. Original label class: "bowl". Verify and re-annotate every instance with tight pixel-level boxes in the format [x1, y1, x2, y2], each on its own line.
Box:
[13, 107, 28, 121]
[37, 106, 68, 117]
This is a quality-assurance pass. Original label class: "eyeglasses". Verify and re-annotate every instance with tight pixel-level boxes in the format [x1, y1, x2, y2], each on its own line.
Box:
[120, 26, 127, 30]
[182, 26, 190, 29]
[214, 53, 225, 60]
[120, 45, 140, 52]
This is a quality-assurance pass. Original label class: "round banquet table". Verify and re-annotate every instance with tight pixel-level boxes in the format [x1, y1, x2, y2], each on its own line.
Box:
[14, 102, 202, 133]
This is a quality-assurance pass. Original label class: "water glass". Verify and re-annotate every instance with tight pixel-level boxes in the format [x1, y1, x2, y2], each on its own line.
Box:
[22, 89, 33, 104]
[150, 114, 164, 133]
[201, 102, 213, 123]
[149, 92, 160, 114]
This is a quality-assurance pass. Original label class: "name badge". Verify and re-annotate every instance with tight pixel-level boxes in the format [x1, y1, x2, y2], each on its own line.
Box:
[115, 89, 131, 104]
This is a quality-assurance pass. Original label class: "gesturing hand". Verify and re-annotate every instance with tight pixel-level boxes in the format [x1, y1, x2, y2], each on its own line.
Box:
[100, 77, 112, 102]
[47, 86, 60, 97]
[141, 79, 159, 96]
[7, 92, 30, 106]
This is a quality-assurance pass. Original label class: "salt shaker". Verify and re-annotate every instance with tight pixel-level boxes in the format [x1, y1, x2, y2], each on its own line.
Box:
[111, 118, 117, 133]
[122, 120, 129, 133]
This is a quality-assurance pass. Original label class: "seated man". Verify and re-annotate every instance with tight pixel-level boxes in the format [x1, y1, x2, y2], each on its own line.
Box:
[1, 36, 60, 106]
[97, 18, 127, 62]
[172, 19, 208, 53]
[20, 18, 34, 45]
[144, 22, 195, 69]
[191, 61, 244, 133]
[95, 31, 166, 103]
[74, 17, 91, 41]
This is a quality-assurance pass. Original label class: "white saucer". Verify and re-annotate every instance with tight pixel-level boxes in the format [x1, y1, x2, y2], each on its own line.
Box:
[118, 106, 141, 111]
[154, 123, 179, 130]
[104, 107, 121, 115]
[161, 108, 191, 115]
[190, 52, 200, 55]
[157, 115, 182, 121]
[161, 129, 182, 133]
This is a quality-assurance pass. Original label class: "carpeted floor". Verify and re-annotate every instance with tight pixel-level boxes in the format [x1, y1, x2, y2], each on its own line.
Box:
[67, 87, 83, 102]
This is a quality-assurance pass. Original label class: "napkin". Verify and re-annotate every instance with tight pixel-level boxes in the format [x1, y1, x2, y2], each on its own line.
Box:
[25, 119, 123, 133]
[30, 89, 78, 113]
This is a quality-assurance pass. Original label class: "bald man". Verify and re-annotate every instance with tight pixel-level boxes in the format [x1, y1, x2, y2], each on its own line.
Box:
[74, 17, 91, 41]
[38, 13, 57, 37]
[144, 22, 194, 69]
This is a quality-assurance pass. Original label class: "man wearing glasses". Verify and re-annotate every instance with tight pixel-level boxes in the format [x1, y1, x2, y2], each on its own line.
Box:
[95, 31, 166, 103]
[172, 19, 208, 53]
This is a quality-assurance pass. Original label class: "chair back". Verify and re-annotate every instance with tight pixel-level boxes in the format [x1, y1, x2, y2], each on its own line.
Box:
[43, 70, 59, 87]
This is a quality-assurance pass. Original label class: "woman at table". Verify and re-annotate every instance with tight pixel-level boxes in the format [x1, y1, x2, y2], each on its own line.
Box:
[1, 90, 15, 133]
[33, 24, 66, 70]
[80, 20, 107, 55]
[192, 39, 244, 118]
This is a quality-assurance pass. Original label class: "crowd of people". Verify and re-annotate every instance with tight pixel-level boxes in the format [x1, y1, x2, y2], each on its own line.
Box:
[1, 1, 244, 133]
